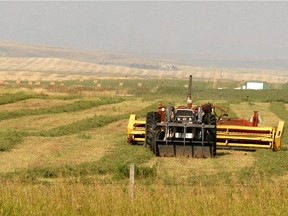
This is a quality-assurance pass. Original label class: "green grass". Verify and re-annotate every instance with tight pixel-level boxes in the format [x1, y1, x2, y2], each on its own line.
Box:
[236, 150, 288, 182]
[253, 150, 288, 177]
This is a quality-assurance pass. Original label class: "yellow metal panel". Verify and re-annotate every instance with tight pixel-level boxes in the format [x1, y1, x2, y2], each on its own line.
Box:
[131, 131, 145, 135]
[128, 114, 147, 144]
[134, 138, 145, 142]
[127, 114, 136, 136]
[273, 121, 285, 151]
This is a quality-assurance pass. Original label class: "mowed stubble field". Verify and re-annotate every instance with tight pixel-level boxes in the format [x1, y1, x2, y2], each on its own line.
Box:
[0, 77, 287, 215]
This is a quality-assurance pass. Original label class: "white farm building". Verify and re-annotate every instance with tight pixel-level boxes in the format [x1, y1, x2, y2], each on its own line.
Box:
[242, 81, 268, 90]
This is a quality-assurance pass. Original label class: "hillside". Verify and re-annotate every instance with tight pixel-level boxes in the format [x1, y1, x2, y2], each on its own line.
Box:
[0, 40, 288, 83]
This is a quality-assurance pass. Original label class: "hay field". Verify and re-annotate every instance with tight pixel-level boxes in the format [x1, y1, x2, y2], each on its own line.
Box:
[0, 77, 287, 215]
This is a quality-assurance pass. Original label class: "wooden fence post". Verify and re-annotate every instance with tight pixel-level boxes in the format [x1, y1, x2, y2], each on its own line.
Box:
[130, 163, 135, 201]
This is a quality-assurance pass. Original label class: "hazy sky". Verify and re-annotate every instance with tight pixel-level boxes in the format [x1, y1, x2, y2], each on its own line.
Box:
[1, 1, 288, 60]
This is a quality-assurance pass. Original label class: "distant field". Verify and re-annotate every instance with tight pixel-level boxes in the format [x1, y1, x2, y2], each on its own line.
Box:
[1, 40, 288, 84]
[1, 56, 288, 84]
[0, 78, 287, 215]
[0, 41, 288, 84]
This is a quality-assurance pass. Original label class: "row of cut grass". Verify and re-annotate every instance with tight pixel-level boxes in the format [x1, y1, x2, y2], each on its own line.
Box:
[0, 97, 125, 121]
[0, 92, 41, 105]
[37, 101, 160, 137]
[38, 114, 129, 137]
[0, 91, 81, 105]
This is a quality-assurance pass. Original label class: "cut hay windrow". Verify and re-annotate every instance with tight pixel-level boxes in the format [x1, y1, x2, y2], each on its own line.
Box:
[0, 97, 125, 121]
[39, 114, 129, 137]
[0, 92, 36, 105]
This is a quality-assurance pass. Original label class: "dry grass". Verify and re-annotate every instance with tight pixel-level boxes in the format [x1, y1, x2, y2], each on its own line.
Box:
[0, 180, 287, 215]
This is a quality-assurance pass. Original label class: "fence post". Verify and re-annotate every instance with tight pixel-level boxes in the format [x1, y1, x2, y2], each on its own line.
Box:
[130, 163, 135, 201]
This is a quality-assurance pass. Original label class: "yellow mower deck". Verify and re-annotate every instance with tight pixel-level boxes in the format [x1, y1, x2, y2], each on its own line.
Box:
[217, 121, 284, 151]
[127, 115, 285, 151]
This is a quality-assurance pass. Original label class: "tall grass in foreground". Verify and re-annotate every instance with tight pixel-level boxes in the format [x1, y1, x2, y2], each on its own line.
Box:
[0, 180, 287, 216]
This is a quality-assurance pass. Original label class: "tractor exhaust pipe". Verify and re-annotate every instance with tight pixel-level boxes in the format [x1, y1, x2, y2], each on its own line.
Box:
[187, 75, 192, 109]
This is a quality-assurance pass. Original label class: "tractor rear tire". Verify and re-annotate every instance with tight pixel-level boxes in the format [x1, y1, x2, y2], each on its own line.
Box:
[145, 112, 160, 155]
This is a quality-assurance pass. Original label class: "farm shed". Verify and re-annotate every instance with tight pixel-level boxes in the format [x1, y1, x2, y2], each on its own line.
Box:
[242, 81, 268, 90]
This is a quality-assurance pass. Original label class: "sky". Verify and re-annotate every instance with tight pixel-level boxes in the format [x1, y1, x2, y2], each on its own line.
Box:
[0, 1, 288, 62]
